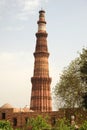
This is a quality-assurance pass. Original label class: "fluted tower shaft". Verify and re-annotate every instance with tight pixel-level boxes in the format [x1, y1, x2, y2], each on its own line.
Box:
[30, 10, 52, 112]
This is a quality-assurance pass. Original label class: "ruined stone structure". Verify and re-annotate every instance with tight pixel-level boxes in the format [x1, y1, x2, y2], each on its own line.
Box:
[0, 103, 87, 129]
[30, 10, 52, 112]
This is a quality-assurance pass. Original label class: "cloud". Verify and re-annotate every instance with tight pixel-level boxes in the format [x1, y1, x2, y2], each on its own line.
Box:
[16, 0, 48, 20]
[0, 0, 48, 32]
[23, 0, 40, 11]
[18, 0, 48, 11]
[0, 0, 6, 19]
[0, 0, 48, 21]
[5, 25, 24, 31]
[0, 0, 6, 7]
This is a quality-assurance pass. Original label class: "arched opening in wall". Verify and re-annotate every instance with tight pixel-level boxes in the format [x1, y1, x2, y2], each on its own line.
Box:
[2, 113, 6, 119]
[13, 118, 17, 126]
[51, 116, 56, 126]
[25, 117, 28, 124]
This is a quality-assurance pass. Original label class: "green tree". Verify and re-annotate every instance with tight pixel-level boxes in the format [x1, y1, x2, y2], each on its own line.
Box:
[79, 120, 87, 130]
[52, 118, 75, 130]
[26, 115, 51, 130]
[0, 120, 13, 130]
[54, 58, 85, 108]
[79, 48, 87, 83]
[79, 48, 87, 109]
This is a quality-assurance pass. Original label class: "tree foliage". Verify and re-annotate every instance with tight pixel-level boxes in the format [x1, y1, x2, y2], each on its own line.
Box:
[54, 58, 85, 108]
[52, 118, 75, 130]
[26, 115, 51, 130]
[0, 120, 13, 130]
[54, 48, 87, 109]
[79, 48, 87, 109]
[79, 120, 87, 130]
[79, 48, 87, 83]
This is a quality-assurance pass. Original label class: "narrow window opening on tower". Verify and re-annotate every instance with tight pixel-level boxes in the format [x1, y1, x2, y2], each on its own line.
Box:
[13, 118, 17, 126]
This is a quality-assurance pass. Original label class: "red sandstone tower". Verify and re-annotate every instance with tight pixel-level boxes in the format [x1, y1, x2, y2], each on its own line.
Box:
[30, 10, 52, 112]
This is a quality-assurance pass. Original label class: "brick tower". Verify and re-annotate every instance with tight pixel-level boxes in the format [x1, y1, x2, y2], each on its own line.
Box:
[30, 10, 52, 112]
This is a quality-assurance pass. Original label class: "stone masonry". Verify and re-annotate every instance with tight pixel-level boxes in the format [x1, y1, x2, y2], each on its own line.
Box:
[30, 10, 52, 112]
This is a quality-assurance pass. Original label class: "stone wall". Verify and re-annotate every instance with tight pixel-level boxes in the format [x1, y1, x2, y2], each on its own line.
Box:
[0, 108, 87, 129]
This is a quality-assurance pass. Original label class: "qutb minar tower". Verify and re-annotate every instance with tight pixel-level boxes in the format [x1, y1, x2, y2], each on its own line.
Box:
[30, 10, 52, 112]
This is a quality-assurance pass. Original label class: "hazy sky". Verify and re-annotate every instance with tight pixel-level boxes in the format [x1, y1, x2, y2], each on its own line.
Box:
[0, 0, 87, 109]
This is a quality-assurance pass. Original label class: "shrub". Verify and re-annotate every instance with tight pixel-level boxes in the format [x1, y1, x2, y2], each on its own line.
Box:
[79, 120, 87, 130]
[52, 118, 75, 130]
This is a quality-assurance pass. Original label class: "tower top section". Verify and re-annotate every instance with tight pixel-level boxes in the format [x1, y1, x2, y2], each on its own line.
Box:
[37, 10, 46, 32]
